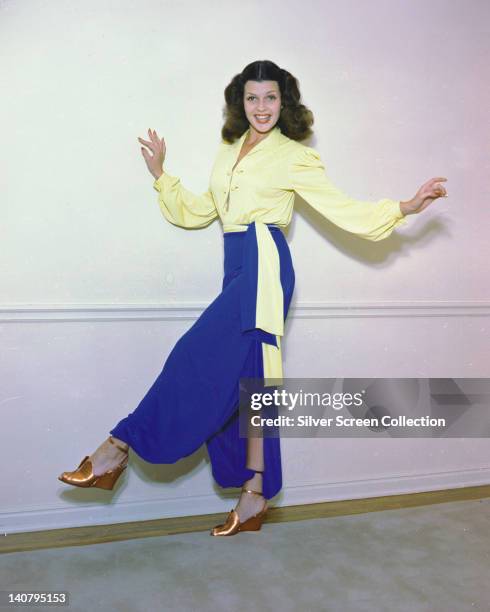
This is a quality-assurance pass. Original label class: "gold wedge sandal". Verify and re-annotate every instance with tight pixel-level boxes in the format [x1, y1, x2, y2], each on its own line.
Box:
[210, 486, 268, 536]
[58, 436, 129, 490]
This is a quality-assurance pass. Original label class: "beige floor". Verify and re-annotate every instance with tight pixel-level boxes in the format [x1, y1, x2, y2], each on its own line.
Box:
[1, 497, 489, 612]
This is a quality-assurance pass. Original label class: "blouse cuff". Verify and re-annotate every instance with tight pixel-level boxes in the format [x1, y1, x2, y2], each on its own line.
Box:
[389, 199, 409, 227]
[153, 171, 178, 193]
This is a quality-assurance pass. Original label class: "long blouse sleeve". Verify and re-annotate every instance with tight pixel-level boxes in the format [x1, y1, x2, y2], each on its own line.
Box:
[290, 146, 408, 241]
[152, 171, 219, 229]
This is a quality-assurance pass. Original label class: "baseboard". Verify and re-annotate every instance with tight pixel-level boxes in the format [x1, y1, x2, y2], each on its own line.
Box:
[1, 467, 489, 553]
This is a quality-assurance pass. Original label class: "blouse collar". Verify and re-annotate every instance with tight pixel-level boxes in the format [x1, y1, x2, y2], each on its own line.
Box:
[237, 124, 282, 149]
[229, 125, 285, 167]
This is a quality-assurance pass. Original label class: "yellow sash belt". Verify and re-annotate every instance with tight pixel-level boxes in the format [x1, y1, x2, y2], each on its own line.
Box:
[223, 221, 284, 385]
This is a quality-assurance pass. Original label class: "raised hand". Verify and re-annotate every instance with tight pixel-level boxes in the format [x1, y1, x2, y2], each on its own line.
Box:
[401, 177, 448, 215]
[137, 128, 166, 180]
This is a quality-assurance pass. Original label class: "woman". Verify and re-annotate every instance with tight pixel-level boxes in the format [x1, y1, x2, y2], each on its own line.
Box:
[58, 60, 448, 536]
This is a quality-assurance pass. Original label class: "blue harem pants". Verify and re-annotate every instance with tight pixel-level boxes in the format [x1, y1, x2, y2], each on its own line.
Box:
[109, 224, 295, 500]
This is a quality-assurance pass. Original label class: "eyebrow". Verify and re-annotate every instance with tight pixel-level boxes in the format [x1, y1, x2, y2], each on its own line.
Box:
[245, 90, 278, 95]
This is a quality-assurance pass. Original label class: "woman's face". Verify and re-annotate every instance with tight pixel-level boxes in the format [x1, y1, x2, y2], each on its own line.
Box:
[243, 80, 281, 135]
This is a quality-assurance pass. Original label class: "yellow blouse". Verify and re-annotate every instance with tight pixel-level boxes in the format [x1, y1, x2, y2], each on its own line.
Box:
[152, 125, 408, 383]
[152, 124, 408, 239]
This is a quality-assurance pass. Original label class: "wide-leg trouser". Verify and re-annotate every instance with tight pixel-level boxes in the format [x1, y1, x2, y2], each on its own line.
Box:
[109, 225, 295, 499]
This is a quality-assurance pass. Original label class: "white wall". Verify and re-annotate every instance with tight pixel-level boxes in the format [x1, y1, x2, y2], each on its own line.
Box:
[1, 0, 489, 534]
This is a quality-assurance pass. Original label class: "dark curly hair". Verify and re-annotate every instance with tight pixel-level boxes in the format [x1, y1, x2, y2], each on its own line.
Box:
[221, 60, 314, 144]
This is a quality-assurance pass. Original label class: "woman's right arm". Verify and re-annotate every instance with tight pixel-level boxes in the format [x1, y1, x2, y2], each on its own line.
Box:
[152, 172, 218, 229]
[138, 128, 218, 229]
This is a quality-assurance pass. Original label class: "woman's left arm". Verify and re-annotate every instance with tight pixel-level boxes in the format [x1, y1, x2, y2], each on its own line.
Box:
[290, 146, 447, 241]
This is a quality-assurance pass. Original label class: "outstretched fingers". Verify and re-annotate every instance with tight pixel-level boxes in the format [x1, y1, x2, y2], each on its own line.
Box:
[138, 136, 152, 148]
[138, 129, 163, 153]
[148, 128, 164, 149]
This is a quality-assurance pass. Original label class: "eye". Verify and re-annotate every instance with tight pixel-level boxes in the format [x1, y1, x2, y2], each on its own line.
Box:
[246, 95, 278, 101]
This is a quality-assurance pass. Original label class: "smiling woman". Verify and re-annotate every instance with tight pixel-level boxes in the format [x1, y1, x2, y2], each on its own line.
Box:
[58, 59, 448, 538]
[222, 62, 314, 144]
[244, 82, 282, 130]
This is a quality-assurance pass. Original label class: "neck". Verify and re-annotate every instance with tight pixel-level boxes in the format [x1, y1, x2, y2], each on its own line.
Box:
[246, 124, 277, 145]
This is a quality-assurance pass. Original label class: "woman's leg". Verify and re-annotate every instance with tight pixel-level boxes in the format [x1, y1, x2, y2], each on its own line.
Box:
[246, 435, 264, 472]
[234, 426, 266, 521]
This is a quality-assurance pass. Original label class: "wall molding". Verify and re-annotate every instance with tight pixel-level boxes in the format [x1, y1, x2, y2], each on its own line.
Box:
[1, 301, 489, 322]
[1, 466, 489, 536]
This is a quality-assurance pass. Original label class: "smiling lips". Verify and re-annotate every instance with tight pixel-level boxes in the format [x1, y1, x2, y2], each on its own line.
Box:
[255, 115, 271, 123]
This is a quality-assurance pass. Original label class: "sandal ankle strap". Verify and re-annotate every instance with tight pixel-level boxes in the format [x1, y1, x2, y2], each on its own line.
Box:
[242, 487, 263, 496]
